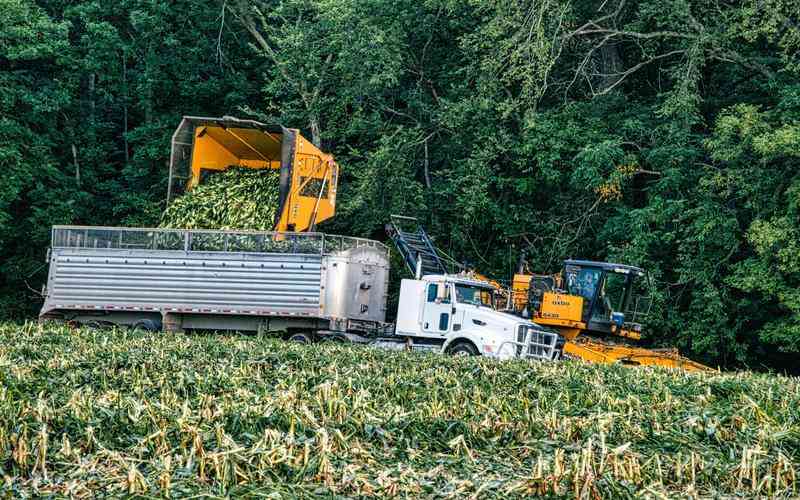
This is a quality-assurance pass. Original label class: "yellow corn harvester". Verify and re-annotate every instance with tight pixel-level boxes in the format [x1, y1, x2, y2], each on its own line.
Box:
[386, 216, 709, 371]
[167, 116, 338, 232]
[512, 259, 711, 371]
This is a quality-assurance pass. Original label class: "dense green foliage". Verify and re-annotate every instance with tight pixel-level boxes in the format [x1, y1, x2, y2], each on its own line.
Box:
[1, 322, 798, 496]
[1, 0, 799, 369]
[160, 168, 280, 230]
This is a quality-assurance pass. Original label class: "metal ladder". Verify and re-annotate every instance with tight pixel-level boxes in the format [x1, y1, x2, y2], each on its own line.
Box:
[385, 215, 448, 277]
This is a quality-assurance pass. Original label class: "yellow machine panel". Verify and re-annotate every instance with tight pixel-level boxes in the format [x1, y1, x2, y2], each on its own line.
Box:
[511, 273, 531, 311]
[276, 133, 338, 233]
[538, 291, 584, 323]
[168, 116, 338, 233]
[189, 125, 283, 185]
[564, 339, 711, 372]
[513, 273, 585, 339]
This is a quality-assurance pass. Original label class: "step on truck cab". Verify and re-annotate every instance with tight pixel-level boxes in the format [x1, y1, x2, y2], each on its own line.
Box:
[392, 274, 563, 361]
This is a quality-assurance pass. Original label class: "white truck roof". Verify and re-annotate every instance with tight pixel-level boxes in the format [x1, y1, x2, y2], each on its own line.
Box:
[421, 274, 497, 289]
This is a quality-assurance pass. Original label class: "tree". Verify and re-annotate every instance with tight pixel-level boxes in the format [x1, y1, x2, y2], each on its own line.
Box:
[1, 0, 799, 369]
[0, 0, 78, 316]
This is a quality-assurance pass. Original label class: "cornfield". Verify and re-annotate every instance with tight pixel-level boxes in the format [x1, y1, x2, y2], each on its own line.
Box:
[1, 321, 798, 498]
[161, 167, 281, 231]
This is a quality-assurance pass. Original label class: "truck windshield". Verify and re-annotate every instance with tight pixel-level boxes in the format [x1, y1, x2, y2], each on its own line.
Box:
[455, 284, 495, 308]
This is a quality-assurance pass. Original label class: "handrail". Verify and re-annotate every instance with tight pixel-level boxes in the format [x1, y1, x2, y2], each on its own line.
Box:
[50, 225, 388, 256]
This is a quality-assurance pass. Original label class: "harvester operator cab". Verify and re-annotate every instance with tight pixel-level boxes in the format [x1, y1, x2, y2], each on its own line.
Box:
[563, 260, 648, 340]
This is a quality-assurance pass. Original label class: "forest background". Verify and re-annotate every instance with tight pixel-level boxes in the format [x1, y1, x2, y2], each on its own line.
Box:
[2, 0, 799, 370]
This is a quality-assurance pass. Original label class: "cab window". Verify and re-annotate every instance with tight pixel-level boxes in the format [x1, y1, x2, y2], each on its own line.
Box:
[567, 268, 602, 301]
[454, 284, 494, 308]
[426, 283, 450, 303]
[426, 284, 437, 302]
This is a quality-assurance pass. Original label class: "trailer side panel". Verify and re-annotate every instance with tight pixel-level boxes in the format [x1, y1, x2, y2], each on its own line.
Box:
[42, 249, 323, 317]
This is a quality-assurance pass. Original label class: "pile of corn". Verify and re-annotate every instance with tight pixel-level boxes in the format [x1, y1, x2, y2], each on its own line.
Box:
[2, 321, 799, 497]
[161, 167, 281, 230]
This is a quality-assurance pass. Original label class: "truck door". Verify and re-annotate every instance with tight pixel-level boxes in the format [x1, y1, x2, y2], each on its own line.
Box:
[422, 282, 452, 334]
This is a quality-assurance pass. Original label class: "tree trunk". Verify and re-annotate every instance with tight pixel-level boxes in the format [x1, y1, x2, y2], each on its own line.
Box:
[72, 144, 81, 186]
[310, 117, 321, 148]
[423, 137, 431, 189]
[89, 73, 96, 125]
[122, 54, 129, 166]
[598, 43, 623, 93]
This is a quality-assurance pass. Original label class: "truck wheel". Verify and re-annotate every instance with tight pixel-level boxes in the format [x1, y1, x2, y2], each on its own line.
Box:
[85, 320, 111, 330]
[132, 319, 160, 332]
[321, 333, 347, 343]
[448, 341, 478, 357]
[289, 332, 312, 344]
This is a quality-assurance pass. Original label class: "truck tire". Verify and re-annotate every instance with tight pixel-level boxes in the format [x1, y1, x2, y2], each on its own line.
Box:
[85, 320, 112, 330]
[132, 319, 161, 332]
[448, 341, 478, 357]
[288, 332, 313, 344]
[321, 333, 347, 343]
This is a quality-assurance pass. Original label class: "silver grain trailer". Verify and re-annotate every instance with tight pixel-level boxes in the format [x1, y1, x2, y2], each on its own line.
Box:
[39, 226, 390, 336]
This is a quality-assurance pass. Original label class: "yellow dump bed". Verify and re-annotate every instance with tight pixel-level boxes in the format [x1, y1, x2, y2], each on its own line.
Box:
[167, 116, 338, 232]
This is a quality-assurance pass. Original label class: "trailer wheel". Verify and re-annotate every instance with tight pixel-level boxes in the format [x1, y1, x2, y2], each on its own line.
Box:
[132, 319, 161, 332]
[85, 320, 112, 330]
[288, 332, 313, 344]
[321, 333, 347, 343]
[448, 341, 478, 357]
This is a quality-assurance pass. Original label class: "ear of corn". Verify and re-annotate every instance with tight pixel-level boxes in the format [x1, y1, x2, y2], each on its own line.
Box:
[2, 321, 798, 497]
[161, 167, 281, 231]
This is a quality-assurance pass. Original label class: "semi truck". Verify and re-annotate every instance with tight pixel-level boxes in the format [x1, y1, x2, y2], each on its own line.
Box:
[37, 115, 562, 362]
[39, 225, 562, 362]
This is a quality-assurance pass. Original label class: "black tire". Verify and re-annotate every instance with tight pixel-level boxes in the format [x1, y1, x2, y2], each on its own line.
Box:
[320, 333, 347, 343]
[84, 320, 110, 330]
[288, 332, 313, 344]
[448, 341, 479, 357]
[132, 319, 161, 332]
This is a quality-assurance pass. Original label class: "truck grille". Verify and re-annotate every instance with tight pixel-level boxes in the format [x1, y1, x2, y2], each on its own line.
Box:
[516, 325, 526, 357]
[516, 325, 560, 361]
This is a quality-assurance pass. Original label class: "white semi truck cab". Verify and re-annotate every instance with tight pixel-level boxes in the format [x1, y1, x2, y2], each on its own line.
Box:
[390, 275, 563, 361]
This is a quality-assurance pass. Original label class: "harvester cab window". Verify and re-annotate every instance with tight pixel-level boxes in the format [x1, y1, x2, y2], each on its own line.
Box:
[299, 176, 329, 198]
[592, 271, 628, 321]
[568, 268, 601, 302]
[626, 273, 653, 323]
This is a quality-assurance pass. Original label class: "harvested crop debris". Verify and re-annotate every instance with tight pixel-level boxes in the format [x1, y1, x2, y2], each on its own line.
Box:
[161, 167, 281, 230]
[1, 321, 798, 497]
